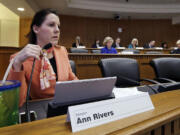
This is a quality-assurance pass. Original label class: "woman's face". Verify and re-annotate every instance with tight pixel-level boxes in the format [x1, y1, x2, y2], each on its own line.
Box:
[106, 40, 113, 48]
[96, 40, 100, 44]
[35, 13, 60, 47]
[132, 40, 137, 45]
[177, 44, 180, 49]
[116, 38, 120, 44]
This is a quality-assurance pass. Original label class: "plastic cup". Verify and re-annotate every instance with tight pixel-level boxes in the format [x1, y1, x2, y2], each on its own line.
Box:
[0, 80, 20, 127]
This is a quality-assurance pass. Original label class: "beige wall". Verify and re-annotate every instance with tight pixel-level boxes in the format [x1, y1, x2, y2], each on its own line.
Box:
[0, 3, 19, 47]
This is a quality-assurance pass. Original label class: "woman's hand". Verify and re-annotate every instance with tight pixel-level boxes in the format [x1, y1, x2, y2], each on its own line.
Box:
[13, 44, 42, 72]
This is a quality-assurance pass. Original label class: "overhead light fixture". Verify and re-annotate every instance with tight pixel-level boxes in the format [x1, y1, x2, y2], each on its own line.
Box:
[17, 7, 25, 11]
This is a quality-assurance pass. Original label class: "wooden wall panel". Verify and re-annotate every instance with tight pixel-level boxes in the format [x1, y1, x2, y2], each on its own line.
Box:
[20, 15, 180, 48]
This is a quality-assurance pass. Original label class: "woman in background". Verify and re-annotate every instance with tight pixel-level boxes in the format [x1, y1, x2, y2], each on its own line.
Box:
[101, 36, 117, 54]
[171, 40, 180, 54]
[72, 36, 83, 47]
[92, 39, 102, 48]
[112, 37, 122, 48]
[128, 38, 138, 49]
[161, 42, 168, 49]
[8, 9, 78, 107]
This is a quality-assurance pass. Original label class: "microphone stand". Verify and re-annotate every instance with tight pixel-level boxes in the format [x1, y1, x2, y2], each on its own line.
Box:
[25, 58, 36, 122]
[25, 43, 52, 122]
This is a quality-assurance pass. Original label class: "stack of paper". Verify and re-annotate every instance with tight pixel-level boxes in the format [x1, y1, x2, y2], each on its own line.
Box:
[113, 87, 144, 98]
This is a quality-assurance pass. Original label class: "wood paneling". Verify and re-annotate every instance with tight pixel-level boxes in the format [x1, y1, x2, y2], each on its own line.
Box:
[20, 15, 180, 48]
[1, 90, 180, 135]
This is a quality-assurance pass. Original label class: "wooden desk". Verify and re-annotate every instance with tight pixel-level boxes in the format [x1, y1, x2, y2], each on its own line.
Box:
[68, 48, 172, 54]
[0, 90, 180, 135]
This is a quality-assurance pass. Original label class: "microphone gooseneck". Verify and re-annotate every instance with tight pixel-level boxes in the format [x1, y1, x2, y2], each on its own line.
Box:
[25, 58, 36, 122]
[25, 43, 52, 122]
[117, 75, 159, 94]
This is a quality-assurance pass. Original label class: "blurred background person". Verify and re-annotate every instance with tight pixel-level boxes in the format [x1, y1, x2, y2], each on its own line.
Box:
[144, 40, 156, 48]
[171, 40, 180, 54]
[128, 38, 138, 48]
[72, 36, 83, 47]
[101, 36, 117, 54]
[161, 42, 168, 49]
[92, 39, 102, 48]
[112, 37, 122, 48]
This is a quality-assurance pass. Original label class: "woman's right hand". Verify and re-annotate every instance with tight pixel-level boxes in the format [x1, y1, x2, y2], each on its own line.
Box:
[13, 44, 42, 72]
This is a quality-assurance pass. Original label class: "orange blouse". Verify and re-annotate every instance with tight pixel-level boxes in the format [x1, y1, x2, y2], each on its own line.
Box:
[7, 45, 78, 107]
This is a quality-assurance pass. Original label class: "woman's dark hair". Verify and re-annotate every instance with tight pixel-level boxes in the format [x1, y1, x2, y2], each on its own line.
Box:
[161, 42, 168, 48]
[27, 8, 59, 44]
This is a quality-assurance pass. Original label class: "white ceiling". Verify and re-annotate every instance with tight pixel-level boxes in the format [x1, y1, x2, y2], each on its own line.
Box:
[0, 0, 180, 20]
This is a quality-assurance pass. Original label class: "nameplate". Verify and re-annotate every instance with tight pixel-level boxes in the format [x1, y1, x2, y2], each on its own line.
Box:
[67, 92, 154, 132]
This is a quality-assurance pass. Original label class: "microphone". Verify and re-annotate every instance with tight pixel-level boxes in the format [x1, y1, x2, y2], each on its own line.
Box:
[116, 75, 159, 94]
[25, 43, 52, 122]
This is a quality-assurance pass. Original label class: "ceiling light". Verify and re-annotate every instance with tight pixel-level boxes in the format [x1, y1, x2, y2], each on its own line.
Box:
[17, 8, 25, 11]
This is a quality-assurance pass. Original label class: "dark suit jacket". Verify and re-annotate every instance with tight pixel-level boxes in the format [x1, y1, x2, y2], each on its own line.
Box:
[143, 44, 154, 48]
[171, 49, 180, 54]
[91, 43, 102, 48]
[72, 43, 83, 47]
[112, 43, 121, 48]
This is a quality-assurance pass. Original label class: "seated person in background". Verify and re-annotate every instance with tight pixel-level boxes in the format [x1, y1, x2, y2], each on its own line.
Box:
[171, 40, 180, 54]
[128, 38, 138, 48]
[101, 36, 117, 54]
[161, 42, 168, 49]
[7, 9, 78, 107]
[112, 37, 122, 48]
[72, 36, 83, 47]
[92, 39, 102, 48]
[144, 40, 156, 48]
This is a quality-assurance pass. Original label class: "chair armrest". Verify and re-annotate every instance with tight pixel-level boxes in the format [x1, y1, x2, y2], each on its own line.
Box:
[140, 78, 161, 84]
[156, 78, 176, 83]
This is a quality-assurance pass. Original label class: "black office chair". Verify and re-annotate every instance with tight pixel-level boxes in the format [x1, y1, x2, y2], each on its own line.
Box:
[150, 57, 180, 83]
[99, 58, 158, 88]
[70, 48, 88, 53]
[69, 60, 76, 75]
[91, 49, 101, 54]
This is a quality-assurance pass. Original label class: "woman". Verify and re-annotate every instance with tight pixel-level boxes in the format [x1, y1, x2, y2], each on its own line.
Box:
[112, 37, 122, 48]
[8, 9, 78, 107]
[161, 42, 168, 49]
[101, 36, 117, 54]
[91, 39, 102, 48]
[72, 36, 83, 47]
[171, 40, 180, 54]
[128, 38, 138, 48]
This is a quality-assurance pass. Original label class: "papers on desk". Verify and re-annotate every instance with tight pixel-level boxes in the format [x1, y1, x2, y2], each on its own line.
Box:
[121, 51, 134, 54]
[77, 46, 86, 48]
[154, 47, 163, 50]
[112, 87, 143, 98]
[116, 47, 126, 49]
[136, 47, 144, 50]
